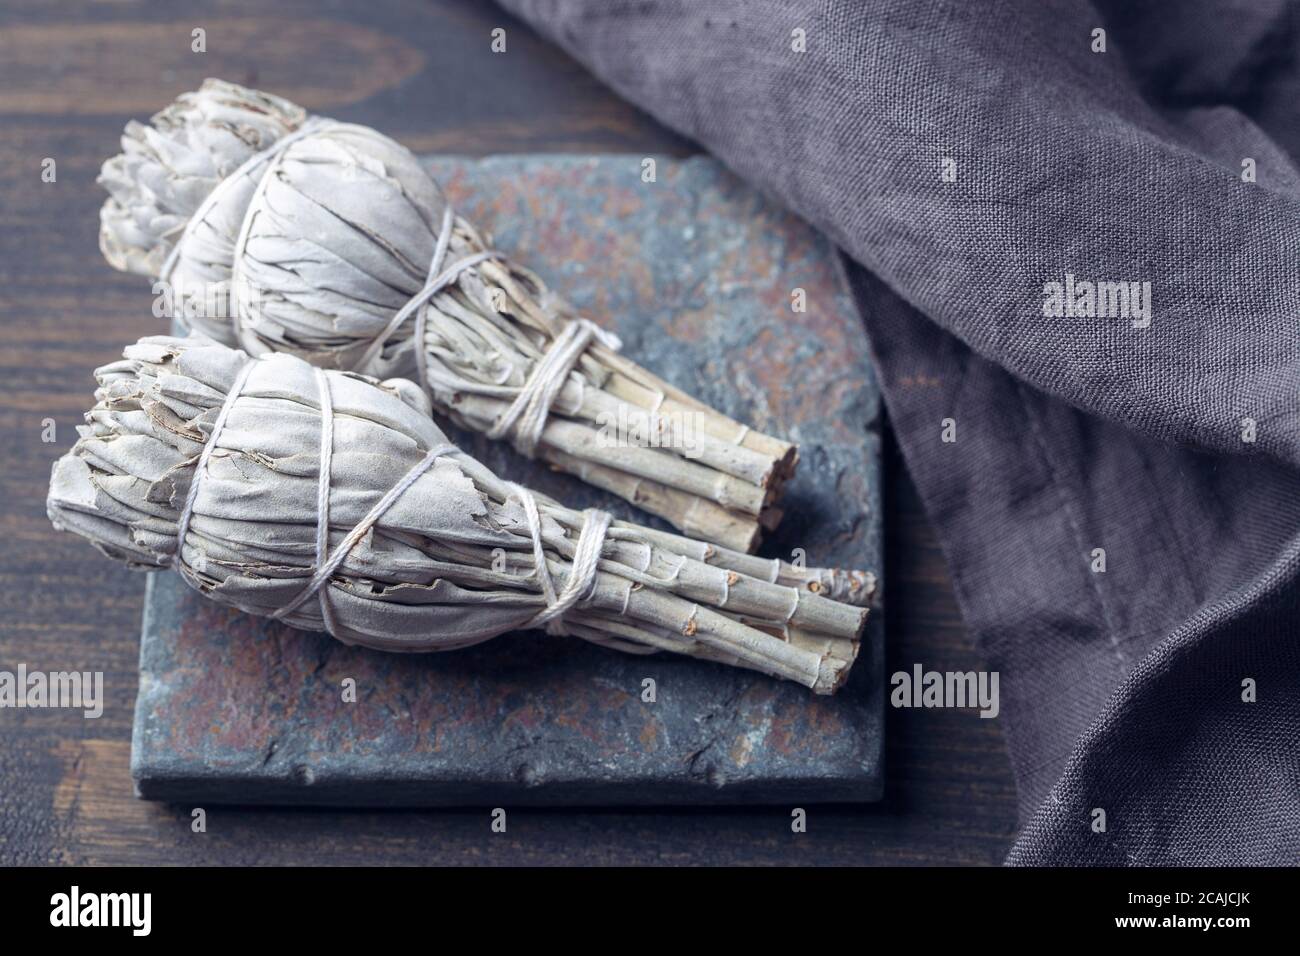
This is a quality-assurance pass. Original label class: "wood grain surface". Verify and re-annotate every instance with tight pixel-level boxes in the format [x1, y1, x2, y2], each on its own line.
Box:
[0, 0, 1017, 865]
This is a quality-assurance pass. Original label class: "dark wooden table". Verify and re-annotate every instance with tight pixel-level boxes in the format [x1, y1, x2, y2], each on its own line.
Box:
[0, 0, 1017, 865]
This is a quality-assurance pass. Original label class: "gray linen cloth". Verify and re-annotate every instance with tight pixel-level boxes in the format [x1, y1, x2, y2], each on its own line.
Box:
[499, 0, 1300, 864]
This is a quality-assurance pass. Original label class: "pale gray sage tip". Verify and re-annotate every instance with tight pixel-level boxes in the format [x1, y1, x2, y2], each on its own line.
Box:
[47, 336, 867, 694]
[97, 79, 800, 555]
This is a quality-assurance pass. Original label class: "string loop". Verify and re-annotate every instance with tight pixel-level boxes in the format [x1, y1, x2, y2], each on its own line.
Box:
[175, 355, 608, 639]
[163, 119, 624, 464]
[507, 483, 611, 637]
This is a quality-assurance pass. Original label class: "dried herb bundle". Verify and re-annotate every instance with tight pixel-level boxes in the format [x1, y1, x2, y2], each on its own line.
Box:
[99, 79, 800, 553]
[48, 336, 869, 693]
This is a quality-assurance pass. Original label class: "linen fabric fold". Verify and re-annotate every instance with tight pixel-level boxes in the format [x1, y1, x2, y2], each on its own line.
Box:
[496, 0, 1300, 863]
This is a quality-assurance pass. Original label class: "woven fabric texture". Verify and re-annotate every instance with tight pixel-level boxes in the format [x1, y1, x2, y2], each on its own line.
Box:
[499, 0, 1300, 864]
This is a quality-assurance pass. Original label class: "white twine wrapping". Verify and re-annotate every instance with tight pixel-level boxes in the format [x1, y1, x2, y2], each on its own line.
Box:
[508, 483, 613, 636]
[274, 368, 336, 632]
[353, 205, 502, 382]
[173, 355, 611, 638]
[161, 122, 625, 467]
[361, 205, 623, 457]
[172, 360, 257, 587]
[268, 432, 459, 626]
[486, 316, 620, 456]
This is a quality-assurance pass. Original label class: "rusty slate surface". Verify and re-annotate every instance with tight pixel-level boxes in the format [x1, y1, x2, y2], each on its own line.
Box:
[132, 154, 884, 807]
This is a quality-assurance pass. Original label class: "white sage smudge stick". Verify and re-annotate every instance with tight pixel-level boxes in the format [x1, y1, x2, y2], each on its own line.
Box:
[47, 336, 869, 693]
[98, 79, 800, 555]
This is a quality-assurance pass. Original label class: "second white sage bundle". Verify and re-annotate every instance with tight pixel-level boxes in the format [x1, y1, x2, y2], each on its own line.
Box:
[48, 336, 869, 693]
[98, 79, 799, 553]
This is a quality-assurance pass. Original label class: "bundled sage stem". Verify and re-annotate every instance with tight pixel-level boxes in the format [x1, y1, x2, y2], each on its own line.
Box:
[48, 336, 867, 693]
[98, 79, 799, 552]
